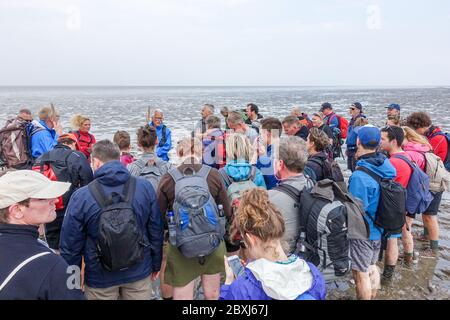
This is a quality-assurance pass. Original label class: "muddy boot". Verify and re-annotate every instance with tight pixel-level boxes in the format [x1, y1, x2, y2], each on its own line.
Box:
[381, 265, 396, 286]
[403, 252, 414, 269]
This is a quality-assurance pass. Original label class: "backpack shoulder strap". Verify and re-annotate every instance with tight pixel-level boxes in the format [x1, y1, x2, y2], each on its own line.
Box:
[219, 167, 234, 187]
[356, 166, 382, 183]
[168, 167, 184, 182]
[391, 154, 415, 170]
[273, 183, 302, 202]
[0, 252, 51, 292]
[197, 165, 211, 179]
[123, 176, 136, 204]
[248, 166, 257, 181]
[88, 180, 108, 209]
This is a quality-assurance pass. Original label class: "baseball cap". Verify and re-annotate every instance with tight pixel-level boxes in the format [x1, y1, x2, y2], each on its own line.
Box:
[354, 124, 381, 148]
[58, 133, 79, 150]
[0, 170, 71, 209]
[351, 102, 363, 111]
[320, 102, 332, 112]
[386, 103, 400, 111]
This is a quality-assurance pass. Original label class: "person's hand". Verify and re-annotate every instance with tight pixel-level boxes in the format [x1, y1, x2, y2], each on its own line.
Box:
[224, 256, 235, 285]
[151, 271, 160, 281]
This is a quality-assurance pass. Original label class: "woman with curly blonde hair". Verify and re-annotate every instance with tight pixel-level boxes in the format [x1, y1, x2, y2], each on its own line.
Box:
[220, 188, 326, 300]
[71, 114, 96, 161]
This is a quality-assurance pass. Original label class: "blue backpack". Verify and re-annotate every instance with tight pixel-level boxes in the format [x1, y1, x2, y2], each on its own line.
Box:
[430, 131, 450, 171]
[392, 154, 434, 215]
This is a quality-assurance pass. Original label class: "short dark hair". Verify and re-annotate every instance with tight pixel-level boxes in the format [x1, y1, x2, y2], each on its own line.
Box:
[0, 199, 30, 224]
[261, 117, 282, 137]
[113, 131, 131, 150]
[92, 139, 121, 163]
[137, 125, 157, 149]
[406, 112, 432, 130]
[247, 103, 259, 114]
[381, 126, 404, 147]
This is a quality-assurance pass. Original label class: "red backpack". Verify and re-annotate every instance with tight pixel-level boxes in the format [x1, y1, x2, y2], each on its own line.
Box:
[328, 114, 349, 139]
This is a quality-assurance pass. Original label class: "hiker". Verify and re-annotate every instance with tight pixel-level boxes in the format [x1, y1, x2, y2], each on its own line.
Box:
[70, 114, 96, 161]
[34, 133, 93, 251]
[379, 126, 415, 282]
[60, 140, 164, 300]
[291, 107, 313, 129]
[226, 111, 259, 143]
[386, 103, 401, 118]
[219, 133, 266, 253]
[306, 128, 332, 181]
[282, 115, 309, 141]
[311, 112, 334, 142]
[0, 109, 34, 169]
[348, 125, 397, 300]
[202, 115, 226, 169]
[402, 126, 432, 171]
[0, 170, 84, 300]
[256, 117, 283, 190]
[194, 104, 215, 137]
[157, 137, 231, 300]
[245, 103, 263, 132]
[268, 136, 312, 254]
[220, 106, 230, 130]
[346, 103, 367, 172]
[148, 109, 172, 162]
[219, 188, 326, 300]
[406, 112, 448, 255]
[387, 115, 401, 126]
[30, 106, 62, 159]
[113, 130, 135, 166]
[321, 102, 348, 160]
[127, 125, 172, 300]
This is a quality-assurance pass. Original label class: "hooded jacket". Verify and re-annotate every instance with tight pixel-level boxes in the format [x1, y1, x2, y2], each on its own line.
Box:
[0, 224, 85, 300]
[60, 161, 164, 289]
[220, 255, 326, 300]
[256, 144, 279, 190]
[403, 142, 430, 171]
[202, 128, 226, 169]
[74, 130, 96, 161]
[306, 152, 329, 182]
[349, 153, 397, 241]
[223, 160, 266, 189]
[149, 122, 172, 162]
[30, 120, 58, 159]
[346, 114, 366, 150]
[426, 126, 448, 162]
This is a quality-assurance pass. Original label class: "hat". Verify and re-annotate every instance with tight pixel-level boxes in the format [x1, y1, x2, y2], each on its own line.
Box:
[0, 170, 71, 209]
[58, 133, 79, 150]
[386, 103, 400, 111]
[320, 102, 332, 112]
[351, 102, 363, 111]
[355, 124, 381, 148]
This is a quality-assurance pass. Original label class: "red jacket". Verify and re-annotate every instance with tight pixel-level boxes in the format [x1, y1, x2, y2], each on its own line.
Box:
[426, 126, 448, 162]
[74, 130, 96, 161]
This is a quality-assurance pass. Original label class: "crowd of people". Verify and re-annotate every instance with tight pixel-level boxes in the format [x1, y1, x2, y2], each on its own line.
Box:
[0, 101, 449, 300]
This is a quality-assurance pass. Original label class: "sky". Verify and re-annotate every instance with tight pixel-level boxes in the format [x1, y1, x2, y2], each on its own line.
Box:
[1, 0, 450, 86]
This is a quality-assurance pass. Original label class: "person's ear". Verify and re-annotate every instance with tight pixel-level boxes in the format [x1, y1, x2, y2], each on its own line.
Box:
[10, 204, 25, 220]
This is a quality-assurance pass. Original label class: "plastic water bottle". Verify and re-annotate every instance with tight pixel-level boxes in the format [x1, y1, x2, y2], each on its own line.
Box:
[167, 211, 176, 245]
[298, 231, 306, 253]
[217, 204, 226, 234]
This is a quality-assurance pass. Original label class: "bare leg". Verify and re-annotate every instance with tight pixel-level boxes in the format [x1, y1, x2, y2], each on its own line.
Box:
[352, 270, 372, 300]
[172, 279, 196, 300]
[201, 273, 221, 300]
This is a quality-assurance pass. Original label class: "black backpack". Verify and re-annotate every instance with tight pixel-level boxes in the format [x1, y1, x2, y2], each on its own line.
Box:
[308, 157, 347, 192]
[356, 167, 406, 238]
[89, 177, 148, 272]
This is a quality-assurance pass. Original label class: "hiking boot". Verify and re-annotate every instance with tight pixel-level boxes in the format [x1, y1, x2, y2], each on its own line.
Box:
[381, 274, 394, 286]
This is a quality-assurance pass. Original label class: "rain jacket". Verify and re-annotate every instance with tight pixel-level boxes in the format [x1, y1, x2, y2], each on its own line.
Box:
[222, 160, 266, 189]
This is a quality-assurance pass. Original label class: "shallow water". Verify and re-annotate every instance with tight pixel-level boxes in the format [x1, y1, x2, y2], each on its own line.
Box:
[1, 86, 449, 300]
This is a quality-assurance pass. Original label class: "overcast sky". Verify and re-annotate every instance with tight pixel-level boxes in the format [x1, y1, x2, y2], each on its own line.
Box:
[1, 0, 450, 86]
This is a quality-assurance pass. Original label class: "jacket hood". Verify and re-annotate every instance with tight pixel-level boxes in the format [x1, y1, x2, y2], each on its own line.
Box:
[357, 152, 396, 179]
[309, 151, 328, 162]
[94, 160, 130, 186]
[403, 142, 431, 153]
[246, 256, 314, 300]
[225, 161, 253, 182]
[149, 122, 165, 130]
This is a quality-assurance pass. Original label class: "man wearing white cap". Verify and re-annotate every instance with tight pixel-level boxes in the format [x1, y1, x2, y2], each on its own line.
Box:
[0, 170, 85, 300]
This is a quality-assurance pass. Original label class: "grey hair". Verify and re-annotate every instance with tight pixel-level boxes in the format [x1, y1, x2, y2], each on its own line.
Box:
[278, 136, 308, 173]
[206, 115, 221, 129]
[91, 139, 121, 163]
[154, 108, 164, 115]
[203, 104, 215, 114]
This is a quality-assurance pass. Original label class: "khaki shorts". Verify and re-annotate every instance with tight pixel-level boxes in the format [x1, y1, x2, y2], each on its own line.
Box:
[84, 276, 151, 300]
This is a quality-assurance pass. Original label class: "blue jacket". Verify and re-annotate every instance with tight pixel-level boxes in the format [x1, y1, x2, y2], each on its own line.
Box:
[30, 120, 58, 159]
[223, 160, 266, 189]
[149, 122, 172, 162]
[60, 161, 164, 289]
[324, 112, 340, 131]
[0, 224, 85, 300]
[220, 256, 326, 300]
[256, 144, 279, 190]
[348, 153, 397, 240]
[346, 114, 366, 150]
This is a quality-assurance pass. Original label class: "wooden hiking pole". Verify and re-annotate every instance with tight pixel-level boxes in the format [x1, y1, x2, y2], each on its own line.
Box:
[146, 106, 151, 123]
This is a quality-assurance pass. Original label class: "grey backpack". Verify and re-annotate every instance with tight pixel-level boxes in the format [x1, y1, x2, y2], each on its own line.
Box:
[132, 157, 170, 192]
[168, 166, 225, 260]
